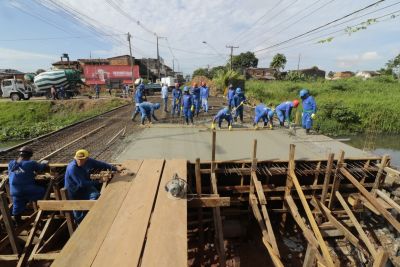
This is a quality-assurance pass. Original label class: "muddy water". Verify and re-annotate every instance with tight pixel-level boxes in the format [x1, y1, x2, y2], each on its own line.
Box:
[340, 134, 400, 167]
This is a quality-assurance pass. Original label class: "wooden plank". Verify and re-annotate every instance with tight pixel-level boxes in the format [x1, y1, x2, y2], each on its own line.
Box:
[372, 248, 389, 267]
[211, 130, 216, 172]
[91, 159, 164, 267]
[0, 255, 19, 261]
[37, 200, 96, 211]
[341, 167, 400, 232]
[31, 253, 59, 261]
[303, 244, 316, 267]
[141, 160, 187, 267]
[321, 153, 334, 205]
[376, 189, 400, 213]
[373, 155, 389, 189]
[195, 158, 204, 262]
[335, 191, 377, 257]
[52, 160, 143, 267]
[195, 158, 202, 196]
[328, 150, 344, 209]
[0, 192, 19, 255]
[188, 197, 230, 207]
[60, 188, 75, 236]
[28, 213, 55, 263]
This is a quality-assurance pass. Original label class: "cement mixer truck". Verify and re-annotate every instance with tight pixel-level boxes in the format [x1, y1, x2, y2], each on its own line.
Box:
[1, 69, 85, 101]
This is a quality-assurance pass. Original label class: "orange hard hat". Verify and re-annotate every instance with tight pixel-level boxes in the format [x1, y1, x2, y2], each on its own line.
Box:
[292, 99, 299, 108]
[192, 82, 198, 87]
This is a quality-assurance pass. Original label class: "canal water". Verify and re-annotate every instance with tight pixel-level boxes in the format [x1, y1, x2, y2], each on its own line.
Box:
[340, 134, 400, 167]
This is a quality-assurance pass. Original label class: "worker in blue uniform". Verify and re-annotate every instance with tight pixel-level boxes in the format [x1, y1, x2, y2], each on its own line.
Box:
[233, 87, 246, 123]
[191, 82, 201, 117]
[94, 84, 100, 99]
[227, 84, 235, 108]
[171, 83, 182, 117]
[8, 146, 49, 225]
[300, 89, 317, 134]
[64, 149, 123, 223]
[131, 82, 146, 121]
[211, 107, 233, 130]
[253, 104, 275, 129]
[276, 100, 299, 127]
[200, 81, 209, 113]
[182, 86, 194, 125]
[139, 102, 161, 125]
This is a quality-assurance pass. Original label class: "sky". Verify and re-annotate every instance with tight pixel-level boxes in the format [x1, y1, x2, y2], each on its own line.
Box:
[0, 0, 399, 75]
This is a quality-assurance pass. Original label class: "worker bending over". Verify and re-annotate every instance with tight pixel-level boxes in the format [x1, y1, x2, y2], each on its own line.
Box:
[182, 86, 194, 125]
[64, 149, 123, 223]
[300, 89, 317, 134]
[139, 102, 161, 125]
[253, 104, 275, 129]
[276, 100, 299, 127]
[131, 82, 146, 121]
[212, 107, 233, 130]
[171, 83, 182, 117]
[8, 146, 49, 225]
[233, 87, 246, 123]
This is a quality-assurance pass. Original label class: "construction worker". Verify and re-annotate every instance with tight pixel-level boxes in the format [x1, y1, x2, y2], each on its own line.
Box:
[182, 86, 194, 125]
[131, 82, 146, 121]
[191, 82, 201, 117]
[227, 84, 235, 108]
[300, 89, 317, 134]
[171, 83, 182, 117]
[253, 104, 275, 129]
[233, 87, 246, 123]
[161, 83, 169, 112]
[276, 100, 299, 127]
[200, 81, 209, 113]
[95, 84, 100, 99]
[139, 102, 161, 125]
[64, 149, 123, 223]
[8, 146, 49, 225]
[211, 107, 233, 130]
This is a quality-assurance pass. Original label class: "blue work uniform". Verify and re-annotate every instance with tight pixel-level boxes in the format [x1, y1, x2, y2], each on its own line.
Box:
[95, 85, 100, 98]
[182, 94, 194, 124]
[227, 88, 235, 107]
[200, 86, 209, 112]
[191, 86, 201, 116]
[213, 107, 232, 128]
[132, 84, 146, 117]
[139, 102, 159, 124]
[8, 160, 47, 216]
[233, 92, 246, 122]
[171, 87, 182, 116]
[302, 95, 317, 130]
[254, 104, 274, 125]
[276, 101, 295, 125]
[64, 158, 116, 223]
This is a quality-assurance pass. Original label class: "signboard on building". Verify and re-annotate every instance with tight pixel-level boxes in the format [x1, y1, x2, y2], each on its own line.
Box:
[83, 65, 139, 85]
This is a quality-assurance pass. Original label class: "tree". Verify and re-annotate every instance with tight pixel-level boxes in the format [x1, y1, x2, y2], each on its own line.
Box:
[209, 66, 226, 79]
[269, 53, 287, 72]
[328, 71, 335, 79]
[36, 69, 46, 75]
[231, 52, 258, 71]
[192, 68, 211, 79]
[386, 54, 400, 80]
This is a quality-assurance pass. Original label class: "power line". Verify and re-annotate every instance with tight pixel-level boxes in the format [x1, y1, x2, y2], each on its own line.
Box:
[226, 45, 239, 70]
[254, 0, 386, 53]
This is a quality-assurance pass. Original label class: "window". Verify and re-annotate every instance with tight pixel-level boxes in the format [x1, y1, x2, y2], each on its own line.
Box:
[2, 80, 12, 87]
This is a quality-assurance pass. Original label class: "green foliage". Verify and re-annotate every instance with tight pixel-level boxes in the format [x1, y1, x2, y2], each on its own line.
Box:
[0, 98, 128, 141]
[245, 78, 400, 135]
[386, 53, 400, 79]
[192, 68, 212, 79]
[328, 71, 334, 78]
[231, 52, 258, 71]
[269, 53, 287, 72]
[209, 66, 226, 79]
[212, 69, 245, 94]
[285, 71, 307, 82]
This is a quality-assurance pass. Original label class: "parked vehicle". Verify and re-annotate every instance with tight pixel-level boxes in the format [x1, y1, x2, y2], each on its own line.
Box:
[0, 79, 33, 101]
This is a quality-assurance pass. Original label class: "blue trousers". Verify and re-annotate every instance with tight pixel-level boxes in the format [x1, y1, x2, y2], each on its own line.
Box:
[302, 112, 313, 129]
[193, 97, 200, 115]
[163, 97, 168, 111]
[218, 116, 232, 127]
[69, 185, 100, 223]
[12, 186, 45, 215]
[202, 98, 208, 112]
[276, 110, 286, 123]
[234, 106, 244, 122]
[172, 99, 180, 116]
[183, 107, 193, 124]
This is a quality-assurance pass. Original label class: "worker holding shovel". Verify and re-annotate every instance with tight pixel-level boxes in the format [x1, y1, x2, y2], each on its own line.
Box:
[233, 87, 247, 123]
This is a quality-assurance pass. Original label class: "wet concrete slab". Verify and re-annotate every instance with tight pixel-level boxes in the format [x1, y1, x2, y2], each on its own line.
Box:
[116, 124, 374, 162]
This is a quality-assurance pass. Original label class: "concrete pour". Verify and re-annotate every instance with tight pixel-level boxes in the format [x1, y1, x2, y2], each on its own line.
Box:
[116, 124, 373, 162]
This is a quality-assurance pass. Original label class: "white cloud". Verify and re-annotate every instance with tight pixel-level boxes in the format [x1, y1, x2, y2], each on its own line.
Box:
[336, 51, 380, 69]
[0, 47, 56, 72]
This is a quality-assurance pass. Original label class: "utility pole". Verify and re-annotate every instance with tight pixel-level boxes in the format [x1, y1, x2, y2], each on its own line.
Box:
[226, 45, 239, 70]
[297, 53, 301, 71]
[127, 32, 135, 88]
[155, 35, 166, 81]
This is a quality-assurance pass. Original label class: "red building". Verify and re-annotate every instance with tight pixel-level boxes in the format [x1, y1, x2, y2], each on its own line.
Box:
[83, 65, 139, 86]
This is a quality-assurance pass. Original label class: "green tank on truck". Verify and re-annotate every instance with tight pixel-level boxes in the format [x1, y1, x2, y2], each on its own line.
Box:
[33, 69, 85, 98]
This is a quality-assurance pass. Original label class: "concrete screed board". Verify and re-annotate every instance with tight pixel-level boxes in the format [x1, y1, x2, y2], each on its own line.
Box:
[117, 126, 372, 162]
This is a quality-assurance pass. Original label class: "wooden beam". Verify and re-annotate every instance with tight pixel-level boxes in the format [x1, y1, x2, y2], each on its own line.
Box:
[340, 167, 400, 232]
[0, 192, 20, 255]
[60, 188, 76, 236]
[321, 153, 334, 205]
[195, 157, 204, 263]
[38, 200, 96, 211]
[28, 213, 55, 263]
[31, 253, 59, 261]
[189, 197, 230, 207]
[328, 150, 345, 209]
[375, 189, 400, 213]
[373, 155, 389, 190]
[211, 130, 216, 172]
[372, 248, 389, 267]
[335, 191, 377, 257]
[303, 244, 316, 267]
[195, 158, 202, 196]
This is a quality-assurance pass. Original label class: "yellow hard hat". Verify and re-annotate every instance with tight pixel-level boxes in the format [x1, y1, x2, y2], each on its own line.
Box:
[74, 149, 89, 160]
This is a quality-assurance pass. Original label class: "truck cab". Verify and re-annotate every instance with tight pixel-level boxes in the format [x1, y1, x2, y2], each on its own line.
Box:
[0, 79, 33, 101]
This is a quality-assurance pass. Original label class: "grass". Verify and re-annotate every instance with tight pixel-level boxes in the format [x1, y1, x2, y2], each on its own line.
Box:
[0, 98, 130, 141]
[245, 76, 400, 135]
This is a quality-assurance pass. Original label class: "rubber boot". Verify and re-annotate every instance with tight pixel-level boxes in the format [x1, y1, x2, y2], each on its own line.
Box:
[306, 129, 310, 134]
[141, 117, 145, 125]
[132, 112, 138, 122]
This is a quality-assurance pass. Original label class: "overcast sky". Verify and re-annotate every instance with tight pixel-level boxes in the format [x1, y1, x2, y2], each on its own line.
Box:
[1, 0, 399, 74]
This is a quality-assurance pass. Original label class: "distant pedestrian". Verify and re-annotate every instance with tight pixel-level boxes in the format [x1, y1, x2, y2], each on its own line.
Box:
[58, 86, 65, 100]
[50, 85, 57, 100]
[108, 85, 112, 96]
[200, 81, 209, 113]
[94, 84, 100, 99]
[124, 84, 130, 98]
[161, 83, 169, 112]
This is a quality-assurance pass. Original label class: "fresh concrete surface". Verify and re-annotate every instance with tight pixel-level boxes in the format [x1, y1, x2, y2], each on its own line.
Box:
[116, 125, 373, 162]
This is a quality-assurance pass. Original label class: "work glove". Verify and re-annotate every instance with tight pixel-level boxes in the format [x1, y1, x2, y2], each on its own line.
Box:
[180, 106, 183, 111]
[211, 122, 216, 129]
[40, 160, 49, 165]
[311, 113, 316, 119]
[269, 124, 273, 130]
[228, 125, 232, 131]
[254, 125, 259, 130]
[191, 105, 194, 112]
[240, 101, 244, 105]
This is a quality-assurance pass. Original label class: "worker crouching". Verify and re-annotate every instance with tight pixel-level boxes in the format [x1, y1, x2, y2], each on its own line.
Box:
[138, 102, 161, 125]
[212, 107, 233, 130]
[253, 104, 275, 129]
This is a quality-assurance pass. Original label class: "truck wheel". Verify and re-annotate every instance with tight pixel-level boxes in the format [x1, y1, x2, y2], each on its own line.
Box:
[23, 96, 30, 100]
[10, 93, 21, 101]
